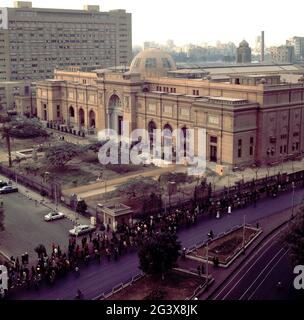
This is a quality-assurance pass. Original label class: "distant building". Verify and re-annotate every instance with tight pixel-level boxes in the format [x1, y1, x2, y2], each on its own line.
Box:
[287, 36, 304, 61]
[237, 40, 252, 63]
[0, 1, 132, 82]
[270, 46, 295, 63]
[0, 81, 31, 112]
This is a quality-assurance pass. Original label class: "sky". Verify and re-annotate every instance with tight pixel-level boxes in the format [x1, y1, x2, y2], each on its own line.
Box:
[0, 0, 303, 47]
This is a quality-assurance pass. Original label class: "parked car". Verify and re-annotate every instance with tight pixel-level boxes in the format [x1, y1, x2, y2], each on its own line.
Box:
[0, 181, 8, 188]
[69, 225, 96, 236]
[0, 186, 18, 194]
[44, 211, 65, 222]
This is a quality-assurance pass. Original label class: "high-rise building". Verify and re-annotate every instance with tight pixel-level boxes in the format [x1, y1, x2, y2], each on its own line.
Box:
[270, 45, 295, 64]
[287, 36, 304, 61]
[236, 40, 252, 63]
[0, 1, 132, 82]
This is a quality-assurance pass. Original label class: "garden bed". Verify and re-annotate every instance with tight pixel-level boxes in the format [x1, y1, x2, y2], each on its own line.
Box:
[187, 225, 262, 267]
[105, 270, 207, 300]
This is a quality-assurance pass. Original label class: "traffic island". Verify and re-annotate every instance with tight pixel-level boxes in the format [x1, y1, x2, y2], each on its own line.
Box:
[101, 269, 212, 300]
[186, 225, 262, 268]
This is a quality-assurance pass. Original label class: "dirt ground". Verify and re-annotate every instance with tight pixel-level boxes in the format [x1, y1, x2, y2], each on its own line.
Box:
[189, 226, 259, 264]
[107, 270, 205, 300]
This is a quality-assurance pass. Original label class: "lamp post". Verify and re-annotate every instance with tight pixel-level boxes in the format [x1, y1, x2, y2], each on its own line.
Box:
[291, 181, 295, 219]
[242, 215, 246, 252]
[205, 241, 209, 284]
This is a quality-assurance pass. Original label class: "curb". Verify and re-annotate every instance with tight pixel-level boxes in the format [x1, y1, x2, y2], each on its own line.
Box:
[205, 216, 290, 300]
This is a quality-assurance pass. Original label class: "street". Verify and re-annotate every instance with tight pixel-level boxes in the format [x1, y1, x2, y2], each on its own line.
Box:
[4, 185, 304, 300]
[0, 192, 74, 260]
[212, 225, 303, 300]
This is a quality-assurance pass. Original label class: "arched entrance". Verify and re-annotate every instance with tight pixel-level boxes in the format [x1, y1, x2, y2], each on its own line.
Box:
[69, 106, 75, 124]
[89, 110, 96, 128]
[163, 123, 173, 146]
[79, 108, 85, 127]
[148, 120, 157, 146]
[108, 94, 123, 135]
[181, 126, 188, 157]
[163, 123, 173, 161]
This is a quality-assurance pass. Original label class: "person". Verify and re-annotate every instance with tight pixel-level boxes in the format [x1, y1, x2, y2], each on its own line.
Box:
[75, 265, 80, 277]
[75, 289, 83, 300]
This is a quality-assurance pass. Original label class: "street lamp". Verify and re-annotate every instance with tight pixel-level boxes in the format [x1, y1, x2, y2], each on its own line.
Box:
[291, 181, 295, 219]
[205, 241, 209, 285]
[242, 215, 246, 252]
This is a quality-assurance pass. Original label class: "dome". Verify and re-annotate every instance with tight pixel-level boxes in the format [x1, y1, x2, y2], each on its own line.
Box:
[239, 40, 249, 47]
[129, 48, 177, 78]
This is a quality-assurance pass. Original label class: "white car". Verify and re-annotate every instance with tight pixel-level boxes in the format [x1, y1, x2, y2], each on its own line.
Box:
[69, 225, 96, 236]
[44, 211, 65, 222]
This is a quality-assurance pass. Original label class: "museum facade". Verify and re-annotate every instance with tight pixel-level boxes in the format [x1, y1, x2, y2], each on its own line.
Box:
[36, 48, 304, 167]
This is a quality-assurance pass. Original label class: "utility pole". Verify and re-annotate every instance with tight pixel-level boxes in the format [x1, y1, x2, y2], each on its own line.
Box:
[205, 241, 209, 284]
[242, 215, 246, 251]
[291, 181, 295, 218]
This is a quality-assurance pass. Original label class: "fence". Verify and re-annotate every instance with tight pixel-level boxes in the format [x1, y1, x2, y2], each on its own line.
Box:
[95, 272, 145, 300]
[0, 164, 61, 201]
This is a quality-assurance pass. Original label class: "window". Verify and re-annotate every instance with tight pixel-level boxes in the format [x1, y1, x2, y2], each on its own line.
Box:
[250, 146, 253, 156]
[250, 137, 254, 144]
[145, 58, 157, 68]
[280, 146, 283, 154]
[210, 136, 217, 143]
[162, 58, 171, 68]
[238, 148, 242, 158]
[280, 134, 287, 140]
[238, 139, 242, 147]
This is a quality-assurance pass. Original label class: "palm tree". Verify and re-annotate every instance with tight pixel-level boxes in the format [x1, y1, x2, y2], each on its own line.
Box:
[0, 118, 48, 167]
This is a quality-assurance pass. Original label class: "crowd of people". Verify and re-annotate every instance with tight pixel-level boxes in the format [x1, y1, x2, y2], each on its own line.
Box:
[2, 170, 303, 299]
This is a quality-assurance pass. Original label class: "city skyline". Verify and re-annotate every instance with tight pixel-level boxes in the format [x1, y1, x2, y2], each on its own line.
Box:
[1, 0, 304, 47]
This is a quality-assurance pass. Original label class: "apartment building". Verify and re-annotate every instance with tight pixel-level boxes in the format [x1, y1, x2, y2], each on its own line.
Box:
[0, 1, 132, 82]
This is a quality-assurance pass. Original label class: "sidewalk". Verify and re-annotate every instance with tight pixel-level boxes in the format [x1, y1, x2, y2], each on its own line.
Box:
[195, 205, 295, 300]
[0, 173, 89, 226]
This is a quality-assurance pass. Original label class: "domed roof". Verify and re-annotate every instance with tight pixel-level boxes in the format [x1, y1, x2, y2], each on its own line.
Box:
[239, 40, 249, 47]
[129, 48, 177, 78]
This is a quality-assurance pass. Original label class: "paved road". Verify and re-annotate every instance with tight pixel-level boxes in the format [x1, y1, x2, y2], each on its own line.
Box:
[0, 192, 74, 260]
[7, 185, 304, 300]
[212, 225, 303, 300]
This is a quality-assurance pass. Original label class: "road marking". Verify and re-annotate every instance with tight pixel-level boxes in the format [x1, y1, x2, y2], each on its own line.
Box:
[238, 247, 286, 300]
[213, 224, 287, 300]
[247, 249, 289, 300]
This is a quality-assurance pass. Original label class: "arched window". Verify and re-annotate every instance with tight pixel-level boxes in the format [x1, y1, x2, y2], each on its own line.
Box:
[148, 121, 157, 145]
[79, 108, 85, 126]
[89, 110, 96, 128]
[69, 106, 75, 117]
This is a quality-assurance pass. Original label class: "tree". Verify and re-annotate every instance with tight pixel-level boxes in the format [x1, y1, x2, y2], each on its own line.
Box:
[0, 117, 48, 167]
[44, 142, 83, 168]
[83, 140, 107, 153]
[76, 199, 88, 214]
[158, 172, 194, 185]
[138, 232, 181, 280]
[115, 176, 160, 199]
[283, 203, 304, 265]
